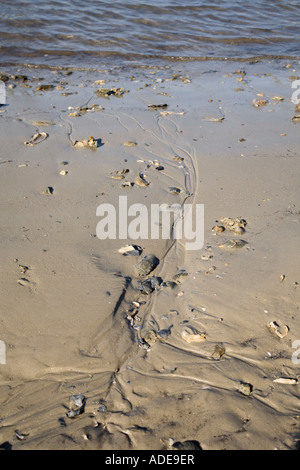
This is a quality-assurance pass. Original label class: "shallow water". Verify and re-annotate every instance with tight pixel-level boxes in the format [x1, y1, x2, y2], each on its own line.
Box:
[0, 0, 299, 69]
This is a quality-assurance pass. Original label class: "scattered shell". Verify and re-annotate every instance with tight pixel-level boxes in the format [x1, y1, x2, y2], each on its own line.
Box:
[123, 141, 137, 147]
[72, 136, 97, 149]
[17, 278, 30, 286]
[239, 382, 253, 396]
[118, 244, 142, 256]
[291, 115, 300, 122]
[273, 377, 298, 385]
[148, 103, 168, 110]
[211, 345, 226, 360]
[43, 186, 54, 195]
[24, 132, 48, 146]
[160, 111, 184, 116]
[59, 170, 68, 176]
[203, 116, 224, 122]
[33, 121, 54, 127]
[280, 274, 286, 282]
[181, 326, 206, 343]
[168, 187, 182, 195]
[135, 172, 150, 187]
[231, 225, 245, 235]
[66, 393, 86, 418]
[15, 430, 29, 440]
[110, 172, 125, 180]
[201, 255, 213, 261]
[272, 96, 284, 101]
[173, 270, 188, 284]
[36, 84, 54, 91]
[168, 440, 202, 451]
[220, 217, 247, 232]
[173, 156, 184, 162]
[143, 330, 158, 345]
[204, 266, 216, 275]
[267, 321, 289, 339]
[212, 225, 225, 233]
[68, 111, 81, 117]
[120, 181, 134, 188]
[78, 104, 103, 113]
[95, 87, 126, 98]
[19, 265, 29, 274]
[162, 280, 177, 289]
[253, 98, 268, 107]
[219, 239, 247, 249]
[135, 254, 159, 277]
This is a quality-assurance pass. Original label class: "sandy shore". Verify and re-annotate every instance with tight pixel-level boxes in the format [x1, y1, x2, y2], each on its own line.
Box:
[0, 60, 300, 450]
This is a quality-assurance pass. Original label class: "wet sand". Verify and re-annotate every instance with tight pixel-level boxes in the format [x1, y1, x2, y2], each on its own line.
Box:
[0, 61, 300, 450]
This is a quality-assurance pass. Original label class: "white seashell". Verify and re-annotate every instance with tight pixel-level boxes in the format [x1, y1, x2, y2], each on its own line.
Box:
[181, 327, 206, 343]
[273, 377, 298, 385]
[24, 132, 48, 146]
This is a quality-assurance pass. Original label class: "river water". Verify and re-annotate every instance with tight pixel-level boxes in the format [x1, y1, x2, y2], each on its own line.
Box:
[0, 0, 299, 69]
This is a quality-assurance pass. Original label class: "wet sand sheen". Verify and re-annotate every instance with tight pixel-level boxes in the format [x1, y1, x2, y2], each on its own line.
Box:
[0, 61, 300, 450]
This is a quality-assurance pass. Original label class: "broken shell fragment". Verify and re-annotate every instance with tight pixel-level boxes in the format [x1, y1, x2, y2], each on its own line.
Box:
[219, 239, 247, 249]
[118, 244, 142, 256]
[66, 393, 86, 418]
[253, 98, 268, 107]
[212, 225, 225, 233]
[95, 87, 126, 98]
[181, 326, 206, 343]
[135, 172, 150, 187]
[267, 321, 289, 339]
[203, 116, 224, 122]
[211, 345, 226, 360]
[36, 84, 54, 91]
[169, 440, 202, 451]
[43, 186, 54, 195]
[72, 136, 97, 149]
[110, 169, 129, 180]
[68, 111, 81, 117]
[273, 377, 298, 385]
[168, 187, 182, 195]
[220, 217, 247, 231]
[123, 141, 137, 147]
[19, 265, 29, 274]
[15, 430, 29, 440]
[173, 270, 188, 284]
[143, 330, 158, 345]
[17, 278, 30, 286]
[291, 115, 300, 122]
[24, 132, 48, 146]
[148, 103, 168, 110]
